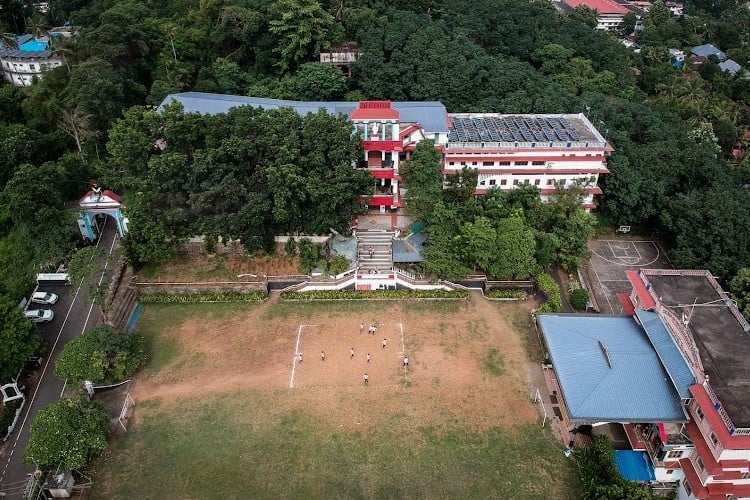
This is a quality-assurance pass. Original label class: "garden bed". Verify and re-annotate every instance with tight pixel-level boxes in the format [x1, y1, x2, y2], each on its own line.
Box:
[280, 289, 469, 301]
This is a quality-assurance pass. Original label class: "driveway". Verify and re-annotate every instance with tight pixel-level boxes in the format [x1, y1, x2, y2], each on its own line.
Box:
[0, 221, 120, 497]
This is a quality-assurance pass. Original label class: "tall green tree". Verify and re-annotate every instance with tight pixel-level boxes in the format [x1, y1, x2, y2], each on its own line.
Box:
[399, 140, 443, 221]
[730, 268, 750, 320]
[268, 0, 338, 72]
[490, 215, 538, 279]
[55, 325, 145, 385]
[24, 398, 109, 470]
[0, 295, 41, 383]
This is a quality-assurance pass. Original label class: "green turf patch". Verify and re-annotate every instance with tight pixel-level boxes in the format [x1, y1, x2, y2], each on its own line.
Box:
[89, 392, 578, 499]
[481, 348, 506, 376]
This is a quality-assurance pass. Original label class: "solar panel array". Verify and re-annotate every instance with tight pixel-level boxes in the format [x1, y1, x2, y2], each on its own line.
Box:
[448, 116, 582, 143]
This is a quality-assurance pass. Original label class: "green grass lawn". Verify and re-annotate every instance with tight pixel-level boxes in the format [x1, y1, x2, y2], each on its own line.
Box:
[90, 391, 577, 500]
[90, 299, 578, 499]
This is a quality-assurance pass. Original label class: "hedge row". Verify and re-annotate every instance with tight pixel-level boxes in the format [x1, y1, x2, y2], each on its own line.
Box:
[139, 291, 268, 303]
[535, 273, 562, 313]
[485, 289, 527, 299]
[280, 289, 469, 301]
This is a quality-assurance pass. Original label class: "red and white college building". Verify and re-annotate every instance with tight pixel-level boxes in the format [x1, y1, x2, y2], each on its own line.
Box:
[161, 93, 612, 213]
[628, 270, 750, 499]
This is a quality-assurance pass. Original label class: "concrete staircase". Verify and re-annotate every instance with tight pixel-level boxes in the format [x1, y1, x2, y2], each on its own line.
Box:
[356, 231, 394, 273]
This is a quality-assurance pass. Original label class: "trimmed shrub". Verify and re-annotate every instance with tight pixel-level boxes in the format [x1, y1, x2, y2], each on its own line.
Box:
[485, 289, 527, 299]
[280, 289, 469, 301]
[570, 288, 590, 311]
[139, 291, 268, 303]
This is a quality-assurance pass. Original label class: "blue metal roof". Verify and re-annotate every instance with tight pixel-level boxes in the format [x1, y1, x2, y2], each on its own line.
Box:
[719, 59, 741, 75]
[392, 232, 427, 263]
[18, 39, 48, 52]
[537, 314, 687, 423]
[691, 44, 727, 61]
[635, 310, 696, 399]
[159, 93, 450, 133]
[614, 450, 656, 482]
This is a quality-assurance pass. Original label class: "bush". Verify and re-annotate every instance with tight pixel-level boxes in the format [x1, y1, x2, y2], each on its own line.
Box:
[55, 325, 146, 386]
[485, 289, 527, 299]
[297, 238, 321, 273]
[280, 289, 469, 301]
[536, 272, 562, 312]
[1, 398, 23, 439]
[329, 255, 350, 275]
[284, 238, 297, 257]
[575, 435, 657, 500]
[570, 288, 589, 311]
[139, 291, 267, 303]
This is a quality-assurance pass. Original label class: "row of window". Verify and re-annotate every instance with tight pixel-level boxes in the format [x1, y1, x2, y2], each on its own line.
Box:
[478, 176, 596, 187]
[3, 61, 53, 71]
[447, 156, 596, 167]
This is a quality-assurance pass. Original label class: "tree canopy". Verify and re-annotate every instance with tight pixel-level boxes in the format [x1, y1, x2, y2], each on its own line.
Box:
[54, 325, 145, 385]
[0, 295, 41, 383]
[24, 397, 110, 470]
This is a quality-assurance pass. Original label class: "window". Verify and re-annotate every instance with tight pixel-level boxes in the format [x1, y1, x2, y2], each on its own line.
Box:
[488, 179, 496, 186]
[449, 162, 455, 166]
[666, 469, 674, 475]
[546, 179, 555, 186]
[512, 179, 519, 186]
[460, 162, 466, 166]
[523, 179, 529, 184]
[500, 179, 507, 186]
[534, 179, 541, 186]
[472, 161, 478, 166]
[696, 457, 705, 471]
[483, 161, 493, 166]
[741, 472, 750, 480]
[479, 180, 486, 186]
[710, 432, 718, 447]
[29, 64, 35, 70]
[684, 480, 692, 496]
[696, 407, 705, 421]
[666, 450, 682, 459]
[532, 161, 545, 166]
[498, 161, 510, 166]
[515, 161, 528, 166]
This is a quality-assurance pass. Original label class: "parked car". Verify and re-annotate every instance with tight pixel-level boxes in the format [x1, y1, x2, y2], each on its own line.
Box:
[24, 309, 54, 323]
[25, 356, 44, 369]
[31, 291, 58, 305]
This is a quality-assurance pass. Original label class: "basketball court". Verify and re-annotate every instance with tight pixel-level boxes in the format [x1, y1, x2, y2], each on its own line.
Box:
[585, 239, 673, 315]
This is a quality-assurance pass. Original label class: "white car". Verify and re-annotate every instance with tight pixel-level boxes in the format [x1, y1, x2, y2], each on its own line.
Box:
[31, 291, 59, 305]
[25, 309, 54, 323]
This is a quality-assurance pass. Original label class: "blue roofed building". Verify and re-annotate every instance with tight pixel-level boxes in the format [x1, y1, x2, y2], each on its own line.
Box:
[0, 34, 64, 87]
[690, 43, 727, 62]
[538, 314, 688, 423]
[719, 59, 742, 76]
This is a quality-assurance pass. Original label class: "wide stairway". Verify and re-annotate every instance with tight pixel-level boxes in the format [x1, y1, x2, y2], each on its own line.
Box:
[356, 231, 394, 274]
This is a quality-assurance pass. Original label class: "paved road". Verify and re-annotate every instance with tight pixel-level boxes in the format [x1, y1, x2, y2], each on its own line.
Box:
[0, 221, 119, 497]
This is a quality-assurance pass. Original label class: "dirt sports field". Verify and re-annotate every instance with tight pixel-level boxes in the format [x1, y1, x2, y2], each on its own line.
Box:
[90, 296, 577, 499]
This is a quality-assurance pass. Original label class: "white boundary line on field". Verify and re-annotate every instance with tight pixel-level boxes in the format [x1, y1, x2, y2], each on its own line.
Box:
[289, 324, 319, 388]
[289, 325, 303, 388]
[398, 323, 408, 385]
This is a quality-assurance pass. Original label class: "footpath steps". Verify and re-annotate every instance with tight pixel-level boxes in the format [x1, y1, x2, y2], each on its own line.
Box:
[356, 231, 394, 273]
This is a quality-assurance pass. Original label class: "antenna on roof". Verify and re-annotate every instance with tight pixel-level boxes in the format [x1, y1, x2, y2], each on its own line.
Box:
[598, 340, 612, 368]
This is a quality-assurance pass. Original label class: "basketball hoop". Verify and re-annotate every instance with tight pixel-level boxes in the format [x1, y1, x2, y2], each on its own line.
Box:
[617, 225, 631, 234]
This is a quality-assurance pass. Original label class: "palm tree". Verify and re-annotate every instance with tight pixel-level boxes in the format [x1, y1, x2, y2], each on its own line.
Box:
[0, 33, 19, 50]
[25, 14, 49, 39]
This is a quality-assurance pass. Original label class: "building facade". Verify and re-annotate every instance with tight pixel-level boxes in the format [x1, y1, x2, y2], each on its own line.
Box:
[540, 269, 750, 498]
[160, 93, 612, 213]
[627, 270, 750, 500]
[0, 35, 63, 87]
